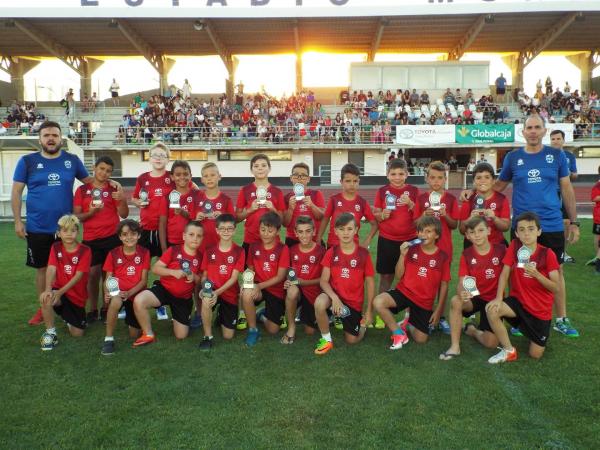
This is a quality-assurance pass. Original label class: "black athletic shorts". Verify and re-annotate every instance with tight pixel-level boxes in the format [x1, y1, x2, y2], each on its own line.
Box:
[148, 280, 193, 326]
[387, 289, 432, 335]
[26, 232, 58, 268]
[462, 296, 491, 332]
[299, 293, 317, 329]
[376, 235, 416, 275]
[84, 234, 121, 267]
[122, 299, 141, 329]
[338, 299, 363, 337]
[53, 294, 87, 330]
[511, 229, 564, 264]
[255, 289, 286, 326]
[140, 229, 162, 258]
[593, 223, 600, 235]
[216, 299, 238, 330]
[503, 296, 551, 347]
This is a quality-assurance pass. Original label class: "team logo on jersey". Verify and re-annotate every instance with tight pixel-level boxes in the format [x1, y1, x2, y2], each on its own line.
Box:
[263, 262, 271, 272]
[72, 256, 79, 264]
[301, 264, 309, 274]
[165, 178, 171, 184]
[211, 253, 216, 260]
[176, 253, 182, 259]
[527, 169, 542, 184]
[117, 258, 123, 264]
[309, 255, 316, 263]
[412, 253, 418, 260]
[86, 190, 91, 195]
[219, 264, 227, 274]
[341, 268, 350, 279]
[350, 259, 357, 267]
[517, 158, 524, 166]
[145, 181, 150, 186]
[155, 188, 163, 196]
[48, 173, 60, 183]
[216, 202, 222, 209]
[187, 196, 192, 203]
[492, 257, 499, 265]
[269, 254, 276, 262]
[64, 264, 73, 275]
[135, 256, 141, 264]
[193, 259, 199, 266]
[37, 163, 44, 169]
[255, 251, 260, 256]
[490, 203, 497, 210]
[103, 191, 109, 198]
[334, 256, 339, 262]
[294, 255, 299, 261]
[417, 267, 427, 277]
[485, 268, 495, 279]
[127, 266, 136, 276]
[471, 258, 477, 265]
[227, 256, 234, 264]
[354, 204, 361, 212]
[57, 252, 62, 258]
[64, 160, 72, 169]
[337, 201, 342, 207]
[546, 154, 554, 164]
[300, 204, 308, 212]
[429, 259, 436, 267]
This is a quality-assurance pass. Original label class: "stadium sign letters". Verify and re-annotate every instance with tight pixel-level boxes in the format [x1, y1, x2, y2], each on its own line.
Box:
[396, 125, 454, 145]
[455, 124, 514, 144]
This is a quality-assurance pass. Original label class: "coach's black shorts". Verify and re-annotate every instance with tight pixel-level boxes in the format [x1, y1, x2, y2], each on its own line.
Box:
[593, 223, 600, 235]
[387, 289, 432, 335]
[140, 229, 162, 258]
[255, 289, 286, 326]
[53, 294, 87, 330]
[84, 234, 121, 267]
[462, 296, 491, 332]
[503, 296, 551, 347]
[511, 229, 564, 264]
[299, 292, 317, 329]
[148, 280, 192, 326]
[377, 235, 416, 275]
[26, 232, 58, 268]
[216, 299, 238, 330]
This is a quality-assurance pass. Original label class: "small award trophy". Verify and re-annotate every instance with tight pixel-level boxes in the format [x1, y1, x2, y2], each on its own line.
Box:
[201, 279, 214, 299]
[180, 259, 192, 276]
[203, 200, 214, 218]
[256, 186, 267, 206]
[287, 268, 299, 285]
[474, 195, 485, 213]
[385, 192, 397, 211]
[429, 191, 442, 211]
[338, 304, 351, 318]
[139, 188, 149, 207]
[462, 276, 480, 297]
[407, 238, 423, 247]
[106, 277, 120, 297]
[91, 188, 103, 207]
[517, 246, 532, 268]
[293, 183, 305, 201]
[242, 269, 255, 289]
[169, 190, 181, 209]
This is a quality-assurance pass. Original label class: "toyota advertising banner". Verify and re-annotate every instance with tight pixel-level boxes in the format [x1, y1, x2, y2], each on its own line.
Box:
[514, 123, 575, 144]
[396, 125, 455, 145]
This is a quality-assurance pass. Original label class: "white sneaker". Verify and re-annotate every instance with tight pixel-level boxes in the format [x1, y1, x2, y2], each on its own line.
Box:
[488, 347, 518, 364]
[156, 306, 169, 321]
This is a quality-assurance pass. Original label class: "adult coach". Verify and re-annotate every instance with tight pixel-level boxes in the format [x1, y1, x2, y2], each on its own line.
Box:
[476, 116, 580, 337]
[12, 121, 92, 325]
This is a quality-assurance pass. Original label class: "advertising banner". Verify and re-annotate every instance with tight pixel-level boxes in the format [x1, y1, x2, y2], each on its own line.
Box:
[455, 124, 515, 144]
[514, 122, 574, 144]
[396, 125, 455, 145]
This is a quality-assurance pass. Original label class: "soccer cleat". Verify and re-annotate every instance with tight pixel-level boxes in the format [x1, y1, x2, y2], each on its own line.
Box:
[29, 308, 44, 326]
[190, 313, 203, 329]
[554, 318, 579, 338]
[563, 253, 575, 264]
[156, 306, 169, 321]
[510, 327, 523, 337]
[334, 316, 343, 330]
[256, 308, 267, 323]
[585, 257, 598, 266]
[389, 331, 409, 350]
[132, 333, 155, 347]
[488, 347, 518, 364]
[280, 316, 288, 330]
[438, 317, 451, 335]
[117, 308, 126, 320]
[236, 315, 248, 330]
[245, 328, 260, 347]
[314, 338, 334, 355]
[374, 315, 385, 329]
[40, 332, 58, 351]
[101, 340, 115, 356]
[198, 336, 213, 351]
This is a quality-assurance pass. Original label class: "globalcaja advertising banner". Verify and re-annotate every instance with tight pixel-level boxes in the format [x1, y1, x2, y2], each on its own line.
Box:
[514, 123, 574, 144]
[455, 124, 515, 144]
[396, 125, 455, 145]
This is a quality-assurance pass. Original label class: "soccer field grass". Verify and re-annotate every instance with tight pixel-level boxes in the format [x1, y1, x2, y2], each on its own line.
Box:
[1, 221, 599, 449]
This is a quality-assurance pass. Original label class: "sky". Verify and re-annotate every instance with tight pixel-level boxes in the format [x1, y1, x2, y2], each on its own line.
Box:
[2, 53, 598, 102]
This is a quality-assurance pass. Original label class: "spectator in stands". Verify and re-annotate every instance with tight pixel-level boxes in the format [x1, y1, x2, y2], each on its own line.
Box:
[420, 90, 430, 105]
[182, 79, 192, 99]
[448, 155, 458, 171]
[110, 78, 120, 106]
[545, 76, 553, 96]
[443, 88, 456, 106]
[495, 73, 507, 102]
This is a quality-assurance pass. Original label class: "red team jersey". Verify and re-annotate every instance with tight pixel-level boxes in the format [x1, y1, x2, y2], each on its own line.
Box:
[47, 242, 92, 307]
[284, 189, 326, 240]
[374, 184, 419, 241]
[201, 244, 245, 304]
[321, 245, 374, 312]
[396, 245, 450, 311]
[73, 183, 121, 241]
[503, 240, 559, 320]
[458, 244, 507, 301]
[236, 183, 285, 244]
[459, 191, 510, 245]
[158, 245, 203, 299]
[289, 243, 325, 303]
[102, 245, 151, 293]
[591, 181, 600, 223]
[247, 241, 290, 299]
[413, 191, 459, 260]
[133, 171, 175, 231]
[323, 193, 376, 246]
[159, 189, 198, 245]
[195, 191, 235, 250]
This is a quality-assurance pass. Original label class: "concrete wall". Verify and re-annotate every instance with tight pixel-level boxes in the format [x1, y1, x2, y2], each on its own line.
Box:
[0, 80, 17, 107]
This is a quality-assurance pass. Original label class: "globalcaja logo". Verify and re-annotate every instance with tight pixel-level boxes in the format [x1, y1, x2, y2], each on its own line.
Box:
[457, 126, 470, 138]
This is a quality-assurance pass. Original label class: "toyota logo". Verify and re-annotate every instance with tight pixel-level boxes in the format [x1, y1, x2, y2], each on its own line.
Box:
[48, 173, 60, 181]
[528, 169, 540, 177]
[398, 129, 414, 139]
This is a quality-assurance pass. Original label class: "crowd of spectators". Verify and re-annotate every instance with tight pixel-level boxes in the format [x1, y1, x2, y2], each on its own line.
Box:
[1, 100, 46, 135]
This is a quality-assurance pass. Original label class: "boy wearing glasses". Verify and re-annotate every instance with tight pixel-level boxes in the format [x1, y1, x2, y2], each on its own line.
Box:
[282, 163, 325, 247]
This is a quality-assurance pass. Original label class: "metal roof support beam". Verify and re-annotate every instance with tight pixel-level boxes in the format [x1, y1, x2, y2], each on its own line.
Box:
[367, 18, 387, 62]
[115, 19, 174, 94]
[294, 20, 302, 94]
[0, 56, 40, 102]
[447, 14, 487, 61]
[203, 19, 236, 101]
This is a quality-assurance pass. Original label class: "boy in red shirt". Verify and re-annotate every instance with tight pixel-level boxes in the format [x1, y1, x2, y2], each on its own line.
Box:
[459, 162, 510, 248]
[373, 216, 450, 350]
[73, 155, 128, 323]
[589, 166, 600, 273]
[282, 216, 326, 344]
[132, 221, 204, 346]
[282, 163, 325, 247]
[198, 214, 245, 350]
[317, 163, 377, 249]
[39, 215, 91, 351]
[440, 216, 506, 360]
[101, 219, 151, 355]
[313, 213, 375, 355]
[486, 212, 560, 363]
[241, 212, 289, 346]
[159, 160, 197, 252]
[373, 158, 419, 329]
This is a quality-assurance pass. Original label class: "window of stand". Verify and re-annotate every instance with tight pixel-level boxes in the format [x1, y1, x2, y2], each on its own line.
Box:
[578, 148, 600, 158]
[142, 150, 208, 161]
[217, 150, 292, 161]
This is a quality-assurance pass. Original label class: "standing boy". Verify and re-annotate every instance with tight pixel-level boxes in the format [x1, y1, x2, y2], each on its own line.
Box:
[590, 167, 600, 272]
